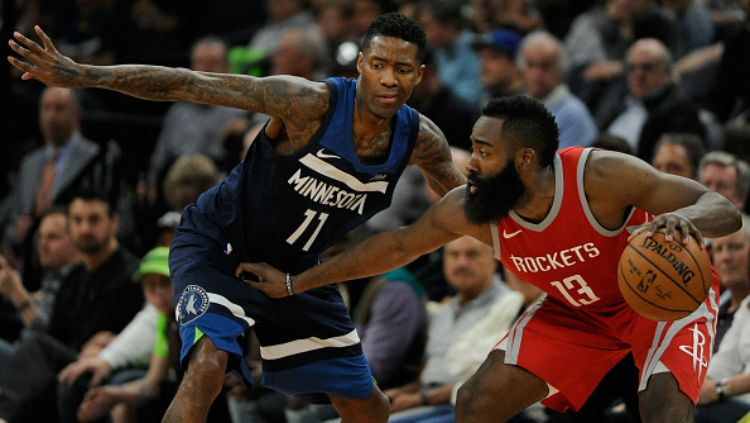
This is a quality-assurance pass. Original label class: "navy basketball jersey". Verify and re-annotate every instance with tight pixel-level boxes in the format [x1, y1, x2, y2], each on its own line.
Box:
[194, 77, 420, 273]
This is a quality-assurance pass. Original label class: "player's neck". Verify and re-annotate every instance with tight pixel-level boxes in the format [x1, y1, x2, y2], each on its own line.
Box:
[353, 91, 390, 144]
[512, 166, 556, 223]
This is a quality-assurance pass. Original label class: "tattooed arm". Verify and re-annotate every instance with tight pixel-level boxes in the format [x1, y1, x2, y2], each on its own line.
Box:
[7, 26, 329, 126]
[409, 114, 467, 197]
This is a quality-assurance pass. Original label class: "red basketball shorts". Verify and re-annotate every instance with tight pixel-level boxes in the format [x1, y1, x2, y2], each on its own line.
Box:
[495, 281, 720, 412]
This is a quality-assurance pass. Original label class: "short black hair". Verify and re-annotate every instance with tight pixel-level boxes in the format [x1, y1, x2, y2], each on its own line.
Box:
[482, 96, 559, 167]
[654, 132, 706, 178]
[69, 189, 116, 217]
[362, 12, 427, 63]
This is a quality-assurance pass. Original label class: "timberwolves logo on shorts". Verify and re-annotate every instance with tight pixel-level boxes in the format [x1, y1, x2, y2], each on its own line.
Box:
[176, 285, 209, 325]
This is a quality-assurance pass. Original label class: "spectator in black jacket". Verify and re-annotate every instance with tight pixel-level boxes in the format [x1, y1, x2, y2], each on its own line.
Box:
[0, 191, 142, 423]
[601, 37, 706, 162]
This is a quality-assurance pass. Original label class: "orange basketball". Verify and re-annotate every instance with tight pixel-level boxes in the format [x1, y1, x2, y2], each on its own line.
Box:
[617, 231, 712, 321]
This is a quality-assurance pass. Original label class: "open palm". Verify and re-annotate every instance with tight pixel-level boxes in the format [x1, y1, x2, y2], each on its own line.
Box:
[7, 25, 86, 87]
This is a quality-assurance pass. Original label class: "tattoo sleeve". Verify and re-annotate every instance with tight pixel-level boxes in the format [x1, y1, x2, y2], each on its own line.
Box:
[85, 65, 329, 120]
[410, 115, 466, 196]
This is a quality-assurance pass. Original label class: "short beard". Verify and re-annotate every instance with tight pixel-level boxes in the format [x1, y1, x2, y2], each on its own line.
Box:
[75, 237, 108, 255]
[464, 159, 526, 224]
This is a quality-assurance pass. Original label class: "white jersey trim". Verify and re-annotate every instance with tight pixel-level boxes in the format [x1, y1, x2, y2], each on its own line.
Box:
[300, 154, 388, 193]
[576, 148, 635, 237]
[510, 154, 563, 231]
[207, 293, 256, 327]
[259, 329, 361, 361]
[638, 288, 717, 392]
[490, 223, 501, 260]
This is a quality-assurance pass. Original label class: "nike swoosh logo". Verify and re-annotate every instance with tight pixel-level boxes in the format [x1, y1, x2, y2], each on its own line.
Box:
[503, 229, 522, 239]
[316, 148, 341, 160]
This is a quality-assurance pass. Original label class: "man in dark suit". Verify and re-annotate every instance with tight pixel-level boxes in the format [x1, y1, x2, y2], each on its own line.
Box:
[4, 87, 97, 246]
[2, 87, 124, 286]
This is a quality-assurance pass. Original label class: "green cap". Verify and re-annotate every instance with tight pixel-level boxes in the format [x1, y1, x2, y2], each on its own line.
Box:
[133, 247, 170, 282]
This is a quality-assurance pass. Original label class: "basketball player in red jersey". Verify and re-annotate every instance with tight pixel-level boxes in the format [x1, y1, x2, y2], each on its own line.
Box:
[240, 96, 742, 422]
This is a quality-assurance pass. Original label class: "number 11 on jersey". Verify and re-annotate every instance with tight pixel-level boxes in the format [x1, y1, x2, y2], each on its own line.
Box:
[286, 209, 329, 251]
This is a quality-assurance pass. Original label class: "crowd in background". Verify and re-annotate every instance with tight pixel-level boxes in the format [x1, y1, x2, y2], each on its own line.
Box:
[0, 0, 750, 422]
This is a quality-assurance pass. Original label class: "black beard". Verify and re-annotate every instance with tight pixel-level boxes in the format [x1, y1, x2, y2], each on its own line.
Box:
[464, 159, 525, 224]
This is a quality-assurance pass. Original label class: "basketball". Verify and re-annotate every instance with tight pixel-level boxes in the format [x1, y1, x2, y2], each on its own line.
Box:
[617, 231, 712, 321]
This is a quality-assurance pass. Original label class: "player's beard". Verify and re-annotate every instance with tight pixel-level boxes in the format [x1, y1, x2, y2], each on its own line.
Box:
[464, 158, 525, 224]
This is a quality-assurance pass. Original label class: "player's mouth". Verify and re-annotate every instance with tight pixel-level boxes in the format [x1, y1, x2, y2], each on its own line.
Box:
[467, 180, 478, 194]
[376, 93, 399, 105]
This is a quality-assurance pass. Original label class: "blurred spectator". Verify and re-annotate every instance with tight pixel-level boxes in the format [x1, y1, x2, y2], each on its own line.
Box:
[354, 268, 427, 391]
[249, 0, 317, 54]
[418, 1, 483, 105]
[407, 50, 479, 151]
[564, 0, 678, 118]
[602, 38, 706, 162]
[535, 0, 598, 39]
[3, 87, 92, 251]
[661, 0, 715, 56]
[162, 154, 220, 212]
[352, 0, 396, 37]
[0, 192, 142, 422]
[708, 0, 750, 123]
[588, 132, 634, 155]
[468, 0, 541, 33]
[696, 295, 750, 422]
[651, 132, 706, 179]
[471, 29, 525, 105]
[315, 0, 356, 63]
[2, 87, 127, 284]
[71, 247, 174, 423]
[699, 0, 747, 36]
[272, 28, 330, 80]
[54, 0, 123, 66]
[518, 31, 598, 149]
[57, 304, 160, 420]
[710, 214, 750, 353]
[385, 236, 524, 422]
[698, 151, 750, 209]
[0, 208, 79, 333]
[146, 37, 246, 194]
[155, 211, 182, 247]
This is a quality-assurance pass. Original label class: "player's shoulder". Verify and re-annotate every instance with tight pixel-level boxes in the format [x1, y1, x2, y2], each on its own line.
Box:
[414, 113, 450, 152]
[584, 148, 648, 181]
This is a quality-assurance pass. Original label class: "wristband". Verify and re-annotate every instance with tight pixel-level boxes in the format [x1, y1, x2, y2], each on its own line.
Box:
[718, 379, 732, 400]
[285, 273, 294, 296]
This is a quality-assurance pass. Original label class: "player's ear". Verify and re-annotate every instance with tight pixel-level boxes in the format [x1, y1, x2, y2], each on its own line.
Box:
[415, 63, 425, 85]
[518, 148, 535, 171]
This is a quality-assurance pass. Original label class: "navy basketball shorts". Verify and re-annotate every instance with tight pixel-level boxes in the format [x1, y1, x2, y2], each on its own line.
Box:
[169, 224, 373, 403]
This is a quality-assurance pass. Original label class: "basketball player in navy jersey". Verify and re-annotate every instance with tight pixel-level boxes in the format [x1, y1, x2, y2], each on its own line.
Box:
[8, 14, 465, 423]
[241, 96, 741, 423]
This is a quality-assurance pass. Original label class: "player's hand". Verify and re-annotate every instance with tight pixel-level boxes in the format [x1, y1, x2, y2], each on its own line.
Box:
[389, 392, 422, 412]
[628, 212, 703, 248]
[7, 25, 86, 87]
[235, 262, 291, 298]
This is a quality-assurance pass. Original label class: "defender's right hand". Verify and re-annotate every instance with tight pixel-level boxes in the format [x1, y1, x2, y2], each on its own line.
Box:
[7, 25, 85, 87]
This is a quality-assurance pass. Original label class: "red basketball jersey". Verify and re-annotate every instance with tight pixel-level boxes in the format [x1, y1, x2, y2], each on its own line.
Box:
[493, 147, 652, 311]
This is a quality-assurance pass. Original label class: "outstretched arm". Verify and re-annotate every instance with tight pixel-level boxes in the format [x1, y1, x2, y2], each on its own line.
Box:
[238, 188, 489, 298]
[409, 115, 466, 197]
[587, 150, 741, 244]
[7, 26, 328, 122]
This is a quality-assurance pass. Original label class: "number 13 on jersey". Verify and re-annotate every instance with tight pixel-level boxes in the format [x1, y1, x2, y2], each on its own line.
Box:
[286, 209, 329, 251]
[550, 274, 601, 307]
